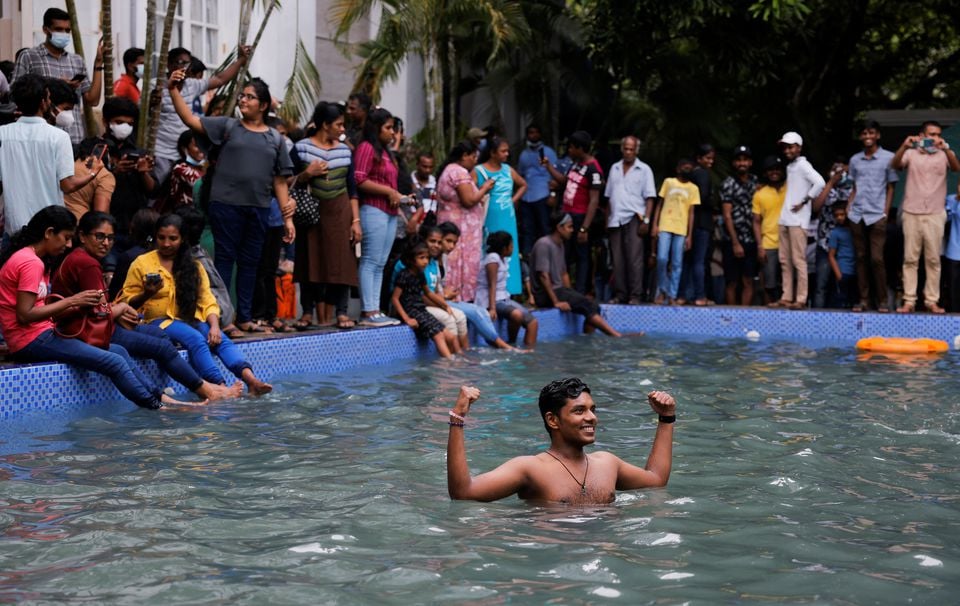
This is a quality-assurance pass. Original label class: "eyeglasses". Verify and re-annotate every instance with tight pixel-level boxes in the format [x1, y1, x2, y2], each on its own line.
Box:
[90, 232, 116, 242]
[237, 93, 258, 101]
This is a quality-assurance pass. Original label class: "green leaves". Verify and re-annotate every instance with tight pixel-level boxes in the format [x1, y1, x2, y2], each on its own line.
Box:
[278, 39, 323, 126]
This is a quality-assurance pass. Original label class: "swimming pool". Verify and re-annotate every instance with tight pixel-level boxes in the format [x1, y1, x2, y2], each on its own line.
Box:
[0, 335, 956, 603]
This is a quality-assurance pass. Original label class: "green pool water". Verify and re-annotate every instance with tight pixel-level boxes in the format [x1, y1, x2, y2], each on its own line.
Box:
[0, 336, 957, 604]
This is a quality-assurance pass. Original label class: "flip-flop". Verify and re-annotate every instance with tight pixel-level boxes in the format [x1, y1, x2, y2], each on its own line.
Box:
[335, 316, 356, 329]
[237, 321, 274, 334]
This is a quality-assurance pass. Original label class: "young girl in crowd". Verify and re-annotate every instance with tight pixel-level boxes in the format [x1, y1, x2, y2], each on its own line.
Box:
[52, 211, 241, 401]
[0, 206, 192, 409]
[391, 241, 456, 358]
[119, 213, 272, 395]
[434, 223, 517, 351]
[154, 129, 205, 215]
[476, 231, 539, 349]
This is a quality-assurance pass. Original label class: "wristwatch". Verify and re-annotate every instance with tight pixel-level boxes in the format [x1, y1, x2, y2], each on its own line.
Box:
[579, 227, 587, 233]
[643, 217, 650, 225]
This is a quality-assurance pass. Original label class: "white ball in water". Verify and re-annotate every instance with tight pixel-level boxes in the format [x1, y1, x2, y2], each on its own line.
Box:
[953, 335, 960, 350]
[746, 330, 761, 341]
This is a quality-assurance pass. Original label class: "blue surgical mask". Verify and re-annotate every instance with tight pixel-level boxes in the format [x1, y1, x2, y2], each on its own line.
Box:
[50, 32, 71, 50]
[185, 155, 205, 167]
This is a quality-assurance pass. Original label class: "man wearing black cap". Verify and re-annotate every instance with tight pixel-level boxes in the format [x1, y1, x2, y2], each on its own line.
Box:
[752, 156, 788, 304]
[720, 146, 759, 305]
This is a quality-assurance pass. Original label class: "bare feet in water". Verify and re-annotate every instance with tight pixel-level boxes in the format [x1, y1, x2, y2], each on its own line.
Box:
[160, 393, 208, 407]
[198, 380, 244, 401]
[241, 368, 273, 396]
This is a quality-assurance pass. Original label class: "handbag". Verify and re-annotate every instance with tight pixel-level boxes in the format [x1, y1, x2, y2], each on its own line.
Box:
[292, 182, 321, 227]
[47, 294, 114, 349]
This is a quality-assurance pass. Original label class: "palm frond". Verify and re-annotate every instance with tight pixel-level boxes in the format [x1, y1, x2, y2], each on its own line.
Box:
[278, 38, 323, 125]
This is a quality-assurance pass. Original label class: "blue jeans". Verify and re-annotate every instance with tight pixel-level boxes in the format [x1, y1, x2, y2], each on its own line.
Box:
[154, 319, 251, 385]
[656, 232, 686, 299]
[208, 202, 271, 324]
[359, 204, 398, 313]
[111, 324, 204, 392]
[14, 330, 162, 409]
[519, 198, 551, 256]
[450, 301, 500, 344]
[813, 248, 834, 309]
[680, 227, 711, 301]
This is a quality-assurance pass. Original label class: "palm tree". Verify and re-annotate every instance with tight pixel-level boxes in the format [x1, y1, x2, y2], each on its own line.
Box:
[331, 0, 530, 156]
[145, 0, 180, 154]
[277, 38, 324, 127]
[64, 0, 98, 135]
[220, 0, 281, 118]
[101, 0, 114, 96]
[137, 0, 157, 147]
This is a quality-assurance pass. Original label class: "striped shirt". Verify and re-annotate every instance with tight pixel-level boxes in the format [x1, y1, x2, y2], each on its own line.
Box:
[291, 140, 357, 200]
[13, 44, 90, 144]
[353, 141, 399, 215]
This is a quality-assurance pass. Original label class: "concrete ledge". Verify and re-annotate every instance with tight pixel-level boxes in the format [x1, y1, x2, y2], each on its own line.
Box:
[1, 305, 956, 420]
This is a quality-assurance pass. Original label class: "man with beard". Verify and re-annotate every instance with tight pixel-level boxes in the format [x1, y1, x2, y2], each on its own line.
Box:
[517, 124, 558, 255]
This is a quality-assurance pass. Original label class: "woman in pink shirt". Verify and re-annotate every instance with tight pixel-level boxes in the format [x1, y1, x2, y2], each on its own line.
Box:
[0, 206, 191, 409]
[436, 141, 496, 302]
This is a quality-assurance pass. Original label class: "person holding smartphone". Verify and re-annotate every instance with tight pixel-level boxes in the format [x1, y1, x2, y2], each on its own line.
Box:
[517, 125, 558, 256]
[891, 120, 960, 313]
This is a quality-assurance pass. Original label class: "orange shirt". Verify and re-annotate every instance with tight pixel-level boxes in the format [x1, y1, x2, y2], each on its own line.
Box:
[113, 73, 140, 104]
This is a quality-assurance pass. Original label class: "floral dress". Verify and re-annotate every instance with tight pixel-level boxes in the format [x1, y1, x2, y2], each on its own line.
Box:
[436, 163, 484, 302]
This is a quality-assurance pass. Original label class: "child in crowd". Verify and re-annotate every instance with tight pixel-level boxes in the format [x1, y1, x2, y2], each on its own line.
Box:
[652, 158, 701, 304]
[154, 129, 205, 215]
[391, 241, 456, 358]
[436, 222, 518, 350]
[827, 204, 857, 308]
[476, 231, 539, 348]
[420, 226, 468, 352]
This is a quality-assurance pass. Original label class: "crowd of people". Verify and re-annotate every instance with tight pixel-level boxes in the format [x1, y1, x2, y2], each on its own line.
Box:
[1, 8, 959, 407]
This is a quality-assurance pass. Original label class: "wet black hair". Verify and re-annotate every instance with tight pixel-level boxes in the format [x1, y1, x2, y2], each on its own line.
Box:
[438, 221, 461, 238]
[155, 213, 200, 322]
[538, 378, 591, 433]
[0, 206, 76, 269]
[485, 230, 513, 256]
[419, 224, 443, 241]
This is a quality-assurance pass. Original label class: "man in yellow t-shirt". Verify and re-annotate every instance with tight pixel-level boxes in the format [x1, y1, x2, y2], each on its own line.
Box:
[751, 156, 787, 304]
[652, 158, 700, 304]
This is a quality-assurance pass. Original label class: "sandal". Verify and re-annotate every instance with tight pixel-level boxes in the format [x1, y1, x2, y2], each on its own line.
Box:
[237, 321, 274, 334]
[335, 315, 356, 329]
[224, 325, 245, 339]
[293, 315, 317, 331]
[896, 303, 914, 313]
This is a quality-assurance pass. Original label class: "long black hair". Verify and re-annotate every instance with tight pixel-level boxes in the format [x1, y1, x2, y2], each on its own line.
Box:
[439, 140, 478, 177]
[0, 206, 76, 270]
[307, 101, 344, 138]
[154, 214, 200, 322]
[360, 107, 394, 163]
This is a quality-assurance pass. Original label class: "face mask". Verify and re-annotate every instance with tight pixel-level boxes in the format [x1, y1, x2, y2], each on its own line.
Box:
[109, 122, 134, 141]
[135, 64, 144, 79]
[55, 109, 75, 129]
[49, 32, 71, 50]
[185, 155, 204, 167]
[526, 140, 542, 150]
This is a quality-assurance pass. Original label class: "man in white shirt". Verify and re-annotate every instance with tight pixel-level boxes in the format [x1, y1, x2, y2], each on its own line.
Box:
[0, 74, 103, 241]
[775, 131, 825, 308]
[604, 136, 656, 304]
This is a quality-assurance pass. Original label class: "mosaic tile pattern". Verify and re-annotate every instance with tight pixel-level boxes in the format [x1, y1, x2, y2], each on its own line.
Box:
[2, 305, 956, 420]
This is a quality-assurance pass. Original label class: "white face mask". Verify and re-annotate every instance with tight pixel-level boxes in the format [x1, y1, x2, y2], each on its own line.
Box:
[55, 109, 75, 129]
[110, 122, 134, 140]
[135, 64, 144, 79]
[49, 32, 71, 50]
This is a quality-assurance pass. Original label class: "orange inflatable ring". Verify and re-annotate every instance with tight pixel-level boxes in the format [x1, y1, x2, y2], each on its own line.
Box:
[856, 336, 948, 354]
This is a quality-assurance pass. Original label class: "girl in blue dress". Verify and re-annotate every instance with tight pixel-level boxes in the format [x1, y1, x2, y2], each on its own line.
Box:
[474, 137, 527, 295]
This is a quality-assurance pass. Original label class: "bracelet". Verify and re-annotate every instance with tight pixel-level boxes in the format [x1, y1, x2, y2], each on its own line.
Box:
[352, 219, 360, 224]
[93, 66, 104, 71]
[448, 421, 465, 428]
[658, 414, 676, 424]
[449, 410, 465, 422]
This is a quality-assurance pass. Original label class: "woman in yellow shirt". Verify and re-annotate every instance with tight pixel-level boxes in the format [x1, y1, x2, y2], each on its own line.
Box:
[119, 214, 272, 395]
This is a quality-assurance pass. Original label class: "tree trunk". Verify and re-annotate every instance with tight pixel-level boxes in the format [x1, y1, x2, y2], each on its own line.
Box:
[447, 37, 457, 150]
[101, 0, 114, 96]
[222, 0, 278, 118]
[64, 0, 98, 136]
[145, 0, 180, 155]
[137, 0, 157, 147]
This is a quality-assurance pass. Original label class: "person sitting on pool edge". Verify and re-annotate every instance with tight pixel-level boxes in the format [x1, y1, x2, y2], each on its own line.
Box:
[447, 378, 676, 504]
[530, 214, 621, 337]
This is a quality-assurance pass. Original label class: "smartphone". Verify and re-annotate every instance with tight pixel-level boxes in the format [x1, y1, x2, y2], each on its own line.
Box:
[71, 73, 84, 82]
[145, 273, 161, 285]
[538, 148, 545, 161]
[124, 152, 142, 162]
[86, 143, 108, 168]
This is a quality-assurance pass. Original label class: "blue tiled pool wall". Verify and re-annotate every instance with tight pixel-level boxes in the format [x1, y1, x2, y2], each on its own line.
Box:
[1, 306, 957, 419]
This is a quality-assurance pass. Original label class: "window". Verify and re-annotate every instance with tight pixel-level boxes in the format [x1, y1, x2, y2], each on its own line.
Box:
[156, 0, 219, 65]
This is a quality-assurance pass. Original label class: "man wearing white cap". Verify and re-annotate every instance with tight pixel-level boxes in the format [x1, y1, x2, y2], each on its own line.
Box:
[775, 131, 825, 309]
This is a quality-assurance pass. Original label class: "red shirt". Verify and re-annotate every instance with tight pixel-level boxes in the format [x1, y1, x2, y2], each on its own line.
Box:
[0, 247, 53, 353]
[353, 141, 399, 216]
[113, 73, 140, 104]
[562, 158, 604, 215]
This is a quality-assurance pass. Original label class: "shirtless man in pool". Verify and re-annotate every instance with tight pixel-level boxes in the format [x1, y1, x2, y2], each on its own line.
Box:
[447, 378, 676, 504]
